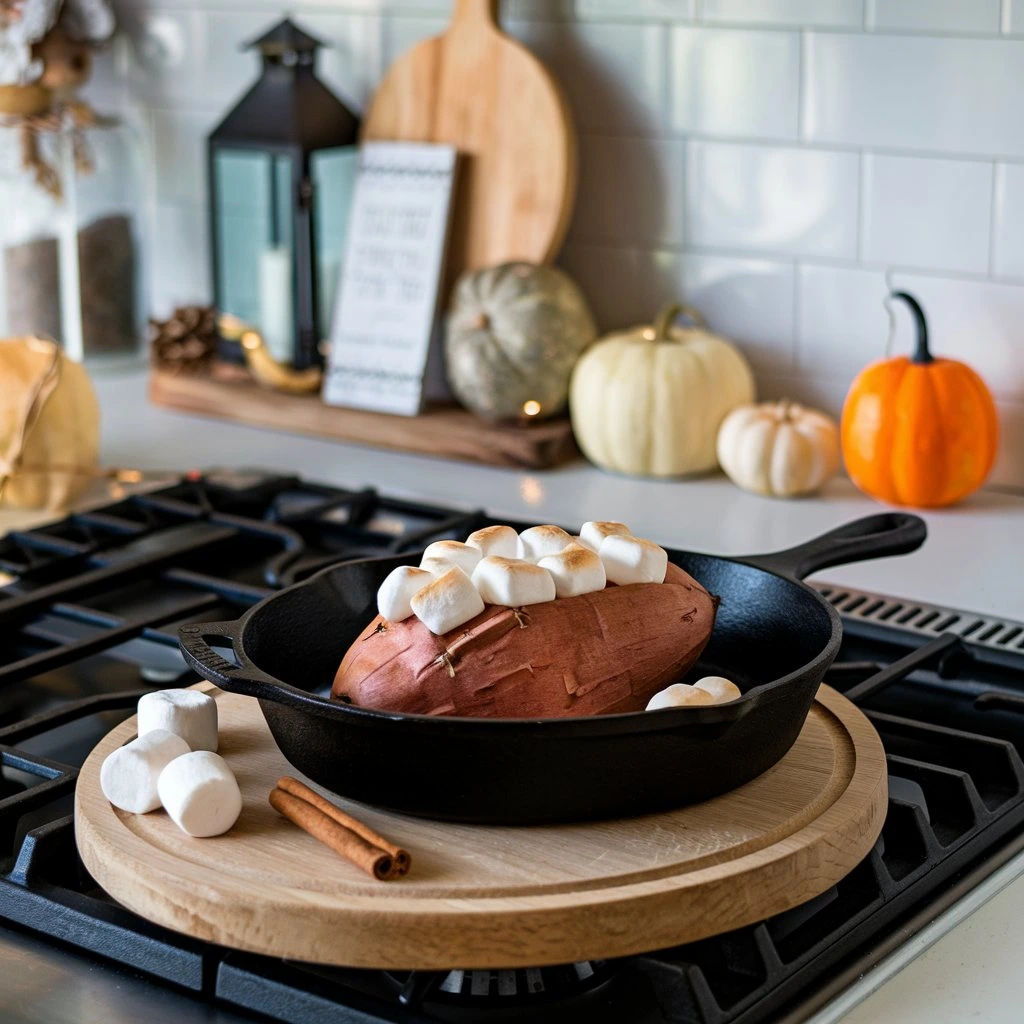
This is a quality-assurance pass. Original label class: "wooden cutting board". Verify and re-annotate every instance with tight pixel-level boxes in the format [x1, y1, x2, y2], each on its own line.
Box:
[75, 683, 887, 970]
[362, 0, 576, 281]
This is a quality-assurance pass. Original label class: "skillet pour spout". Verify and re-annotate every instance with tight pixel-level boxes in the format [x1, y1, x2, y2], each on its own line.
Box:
[178, 513, 925, 824]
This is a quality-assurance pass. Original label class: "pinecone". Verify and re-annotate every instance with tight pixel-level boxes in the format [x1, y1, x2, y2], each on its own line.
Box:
[150, 305, 217, 375]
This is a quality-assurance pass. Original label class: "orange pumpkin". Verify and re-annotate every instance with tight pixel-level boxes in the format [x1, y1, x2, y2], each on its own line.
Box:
[841, 291, 998, 508]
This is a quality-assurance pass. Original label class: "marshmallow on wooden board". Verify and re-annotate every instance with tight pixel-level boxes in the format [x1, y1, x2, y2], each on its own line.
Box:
[410, 566, 485, 635]
[100, 729, 191, 814]
[578, 521, 631, 552]
[465, 524, 519, 559]
[517, 525, 574, 563]
[695, 676, 742, 704]
[157, 751, 243, 838]
[537, 543, 606, 598]
[377, 565, 433, 622]
[646, 684, 715, 711]
[599, 534, 669, 585]
[138, 689, 219, 753]
[472, 557, 557, 607]
[421, 541, 481, 576]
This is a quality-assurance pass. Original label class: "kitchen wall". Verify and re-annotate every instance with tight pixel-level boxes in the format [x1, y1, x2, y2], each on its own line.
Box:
[94, 0, 1024, 488]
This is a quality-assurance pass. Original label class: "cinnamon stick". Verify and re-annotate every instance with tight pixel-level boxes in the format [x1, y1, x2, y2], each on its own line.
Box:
[276, 776, 411, 876]
[269, 788, 394, 881]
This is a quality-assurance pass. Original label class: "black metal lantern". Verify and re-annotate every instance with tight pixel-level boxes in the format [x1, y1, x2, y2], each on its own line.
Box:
[208, 18, 359, 369]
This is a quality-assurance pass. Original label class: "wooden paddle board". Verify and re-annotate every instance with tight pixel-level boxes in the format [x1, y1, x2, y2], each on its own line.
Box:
[75, 683, 887, 969]
[362, 0, 576, 282]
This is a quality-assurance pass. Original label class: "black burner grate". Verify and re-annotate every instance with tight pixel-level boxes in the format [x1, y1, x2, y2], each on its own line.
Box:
[2, 473, 1024, 1024]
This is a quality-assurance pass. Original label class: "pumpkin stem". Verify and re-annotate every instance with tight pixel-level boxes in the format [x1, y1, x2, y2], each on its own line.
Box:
[777, 399, 793, 421]
[890, 291, 933, 364]
[652, 303, 708, 342]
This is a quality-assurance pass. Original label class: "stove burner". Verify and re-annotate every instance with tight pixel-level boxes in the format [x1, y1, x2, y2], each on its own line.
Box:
[2, 473, 1024, 1024]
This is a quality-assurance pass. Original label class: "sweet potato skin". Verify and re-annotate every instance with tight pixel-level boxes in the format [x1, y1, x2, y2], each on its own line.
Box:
[333, 564, 717, 718]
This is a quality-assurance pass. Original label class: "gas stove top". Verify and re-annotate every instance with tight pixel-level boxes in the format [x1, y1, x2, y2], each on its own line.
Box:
[3, 472, 1024, 1024]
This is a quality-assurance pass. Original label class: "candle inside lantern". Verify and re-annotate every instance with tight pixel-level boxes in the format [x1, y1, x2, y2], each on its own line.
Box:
[259, 246, 294, 363]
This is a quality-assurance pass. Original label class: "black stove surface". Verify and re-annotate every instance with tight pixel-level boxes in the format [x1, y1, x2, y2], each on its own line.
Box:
[3, 472, 1024, 1024]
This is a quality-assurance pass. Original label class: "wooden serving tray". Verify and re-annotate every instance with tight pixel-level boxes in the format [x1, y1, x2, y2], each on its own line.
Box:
[149, 365, 578, 470]
[75, 683, 887, 970]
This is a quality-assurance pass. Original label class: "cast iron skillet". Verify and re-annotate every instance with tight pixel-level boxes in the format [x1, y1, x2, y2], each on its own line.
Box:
[178, 513, 925, 824]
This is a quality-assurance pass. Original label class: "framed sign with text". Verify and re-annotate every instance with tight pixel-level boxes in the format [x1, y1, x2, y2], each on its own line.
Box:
[322, 142, 458, 416]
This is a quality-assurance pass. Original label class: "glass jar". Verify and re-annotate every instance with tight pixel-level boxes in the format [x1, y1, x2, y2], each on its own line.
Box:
[0, 110, 147, 362]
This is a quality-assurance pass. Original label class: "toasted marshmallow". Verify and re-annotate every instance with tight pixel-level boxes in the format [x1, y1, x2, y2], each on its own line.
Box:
[420, 556, 456, 577]
[157, 751, 242, 838]
[695, 676, 742, 704]
[466, 525, 519, 560]
[578, 521, 631, 552]
[646, 684, 715, 711]
[537, 543, 606, 598]
[100, 729, 191, 814]
[421, 540, 481, 575]
[517, 525, 574, 563]
[377, 565, 433, 622]
[472, 557, 557, 606]
[599, 534, 668, 585]
[411, 566, 485, 635]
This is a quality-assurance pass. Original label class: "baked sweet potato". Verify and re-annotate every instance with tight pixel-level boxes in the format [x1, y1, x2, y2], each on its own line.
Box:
[333, 563, 717, 718]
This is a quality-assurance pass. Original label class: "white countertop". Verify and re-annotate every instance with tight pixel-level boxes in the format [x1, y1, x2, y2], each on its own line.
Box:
[7, 367, 1024, 1022]
[84, 369, 1024, 620]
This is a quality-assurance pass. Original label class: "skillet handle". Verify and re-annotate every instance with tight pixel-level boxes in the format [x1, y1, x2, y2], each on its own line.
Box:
[740, 513, 927, 581]
[178, 620, 277, 698]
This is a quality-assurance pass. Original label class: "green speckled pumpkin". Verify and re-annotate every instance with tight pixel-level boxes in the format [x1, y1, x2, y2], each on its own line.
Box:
[445, 262, 597, 421]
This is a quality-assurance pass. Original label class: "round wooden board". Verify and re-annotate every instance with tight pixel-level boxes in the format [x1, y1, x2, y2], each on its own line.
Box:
[75, 684, 887, 970]
[362, 0, 576, 280]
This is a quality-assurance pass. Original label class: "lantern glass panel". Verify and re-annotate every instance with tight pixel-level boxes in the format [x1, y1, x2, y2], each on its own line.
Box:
[310, 146, 358, 339]
[213, 147, 296, 361]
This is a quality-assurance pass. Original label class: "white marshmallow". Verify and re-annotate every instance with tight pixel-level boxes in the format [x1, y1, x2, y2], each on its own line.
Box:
[100, 729, 191, 814]
[465, 525, 519, 560]
[579, 521, 631, 552]
[410, 566, 485, 635]
[420, 541, 481, 575]
[377, 565, 433, 621]
[472, 557, 557, 607]
[517, 525, 574, 563]
[599, 534, 669, 585]
[695, 676, 742, 704]
[138, 689, 219, 753]
[157, 751, 243, 838]
[537, 543, 606, 598]
[646, 684, 715, 711]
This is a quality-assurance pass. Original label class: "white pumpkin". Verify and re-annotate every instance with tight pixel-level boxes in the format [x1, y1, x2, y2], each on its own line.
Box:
[717, 401, 840, 498]
[569, 304, 755, 477]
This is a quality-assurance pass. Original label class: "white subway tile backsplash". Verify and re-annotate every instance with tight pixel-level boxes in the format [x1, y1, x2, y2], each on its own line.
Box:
[557, 244, 646, 330]
[381, 14, 448, 65]
[576, 0, 695, 18]
[803, 33, 1024, 157]
[151, 110, 217, 206]
[203, 10, 281, 106]
[639, 250, 797, 372]
[861, 154, 993, 272]
[685, 141, 859, 257]
[298, 13, 382, 112]
[992, 164, 1024, 278]
[512, 20, 667, 134]
[570, 137, 684, 247]
[864, 0, 1001, 34]
[150, 202, 211, 317]
[127, 9, 206, 107]
[701, 0, 862, 28]
[670, 27, 800, 139]
[798, 264, 1023, 398]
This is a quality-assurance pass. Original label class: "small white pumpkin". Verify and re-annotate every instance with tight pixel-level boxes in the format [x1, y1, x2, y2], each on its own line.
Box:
[445, 262, 597, 422]
[569, 303, 755, 477]
[717, 400, 840, 498]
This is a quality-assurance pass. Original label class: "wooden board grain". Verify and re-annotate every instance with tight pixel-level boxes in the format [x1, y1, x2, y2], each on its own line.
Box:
[149, 366, 578, 469]
[362, 0, 576, 281]
[75, 683, 887, 970]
